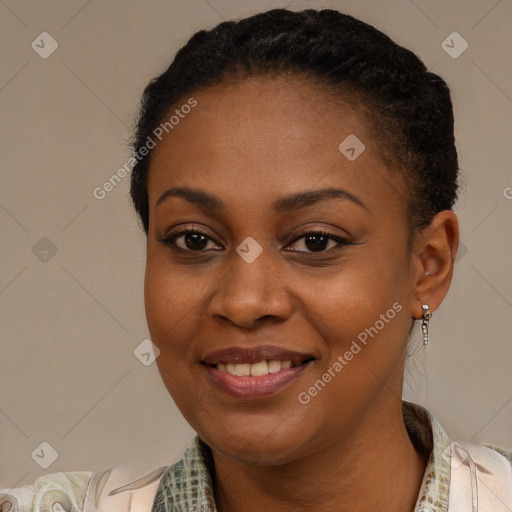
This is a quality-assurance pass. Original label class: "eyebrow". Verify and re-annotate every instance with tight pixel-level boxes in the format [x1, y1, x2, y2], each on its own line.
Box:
[155, 186, 367, 212]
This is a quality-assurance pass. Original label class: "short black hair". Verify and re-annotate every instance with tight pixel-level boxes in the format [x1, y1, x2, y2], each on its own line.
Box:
[130, 8, 459, 237]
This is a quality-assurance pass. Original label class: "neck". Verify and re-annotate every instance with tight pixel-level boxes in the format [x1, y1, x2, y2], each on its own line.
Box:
[211, 400, 427, 512]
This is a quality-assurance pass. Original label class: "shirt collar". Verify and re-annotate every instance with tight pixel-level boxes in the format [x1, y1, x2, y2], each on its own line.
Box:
[151, 401, 451, 512]
[403, 400, 452, 511]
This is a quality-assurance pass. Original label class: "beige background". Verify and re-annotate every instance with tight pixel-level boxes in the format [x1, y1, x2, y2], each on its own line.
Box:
[1, 0, 511, 487]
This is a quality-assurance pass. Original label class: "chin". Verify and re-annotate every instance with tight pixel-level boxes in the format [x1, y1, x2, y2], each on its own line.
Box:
[193, 414, 313, 466]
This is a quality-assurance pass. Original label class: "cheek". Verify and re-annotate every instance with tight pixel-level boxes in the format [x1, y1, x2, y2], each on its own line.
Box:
[295, 264, 411, 429]
[305, 245, 412, 360]
[144, 252, 201, 355]
[144, 257, 205, 412]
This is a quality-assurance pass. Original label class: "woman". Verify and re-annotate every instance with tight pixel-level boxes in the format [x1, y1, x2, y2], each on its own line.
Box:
[2, 8, 510, 512]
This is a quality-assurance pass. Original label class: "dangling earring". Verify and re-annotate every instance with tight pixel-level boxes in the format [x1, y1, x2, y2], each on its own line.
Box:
[421, 304, 432, 348]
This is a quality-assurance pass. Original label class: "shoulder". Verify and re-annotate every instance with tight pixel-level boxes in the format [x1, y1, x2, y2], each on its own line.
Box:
[484, 443, 512, 466]
[448, 441, 512, 512]
[0, 471, 93, 511]
[0, 465, 168, 512]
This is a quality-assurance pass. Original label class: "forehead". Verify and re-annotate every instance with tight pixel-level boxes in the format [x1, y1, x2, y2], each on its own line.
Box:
[147, 76, 406, 216]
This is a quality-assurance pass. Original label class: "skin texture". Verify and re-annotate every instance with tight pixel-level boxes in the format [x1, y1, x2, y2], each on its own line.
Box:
[144, 76, 459, 512]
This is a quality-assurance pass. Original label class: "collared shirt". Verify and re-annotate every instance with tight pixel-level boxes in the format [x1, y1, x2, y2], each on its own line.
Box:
[150, 400, 454, 511]
[1, 401, 510, 511]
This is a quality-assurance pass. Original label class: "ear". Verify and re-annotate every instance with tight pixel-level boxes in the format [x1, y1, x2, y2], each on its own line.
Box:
[411, 210, 459, 319]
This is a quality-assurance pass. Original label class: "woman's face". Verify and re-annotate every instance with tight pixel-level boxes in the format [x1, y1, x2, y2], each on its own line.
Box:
[145, 76, 419, 464]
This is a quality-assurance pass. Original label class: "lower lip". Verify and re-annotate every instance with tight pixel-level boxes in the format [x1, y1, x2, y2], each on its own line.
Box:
[204, 362, 312, 400]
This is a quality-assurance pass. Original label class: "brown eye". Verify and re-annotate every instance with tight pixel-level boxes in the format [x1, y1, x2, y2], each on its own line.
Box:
[159, 229, 221, 252]
[178, 232, 210, 251]
[286, 231, 350, 253]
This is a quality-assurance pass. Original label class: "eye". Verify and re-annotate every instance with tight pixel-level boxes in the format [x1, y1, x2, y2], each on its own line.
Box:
[158, 227, 350, 254]
[286, 230, 350, 253]
[158, 228, 221, 252]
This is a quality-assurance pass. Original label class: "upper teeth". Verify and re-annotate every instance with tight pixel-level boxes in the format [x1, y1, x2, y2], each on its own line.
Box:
[217, 360, 293, 376]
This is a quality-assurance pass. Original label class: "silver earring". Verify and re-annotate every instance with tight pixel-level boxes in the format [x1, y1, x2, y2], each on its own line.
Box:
[421, 304, 432, 348]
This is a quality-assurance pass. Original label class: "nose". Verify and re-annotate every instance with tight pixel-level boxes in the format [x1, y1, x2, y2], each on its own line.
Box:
[208, 247, 293, 329]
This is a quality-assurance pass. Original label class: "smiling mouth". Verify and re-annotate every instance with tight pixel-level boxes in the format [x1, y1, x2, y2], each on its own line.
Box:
[204, 359, 314, 377]
[201, 345, 316, 399]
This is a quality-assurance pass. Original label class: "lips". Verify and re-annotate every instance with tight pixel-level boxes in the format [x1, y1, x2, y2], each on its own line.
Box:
[201, 345, 315, 399]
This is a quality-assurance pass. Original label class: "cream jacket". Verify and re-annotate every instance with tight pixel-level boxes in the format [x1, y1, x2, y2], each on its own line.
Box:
[1, 402, 511, 511]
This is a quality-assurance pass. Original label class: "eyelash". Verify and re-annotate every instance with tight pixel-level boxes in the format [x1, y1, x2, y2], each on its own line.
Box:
[158, 227, 351, 254]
